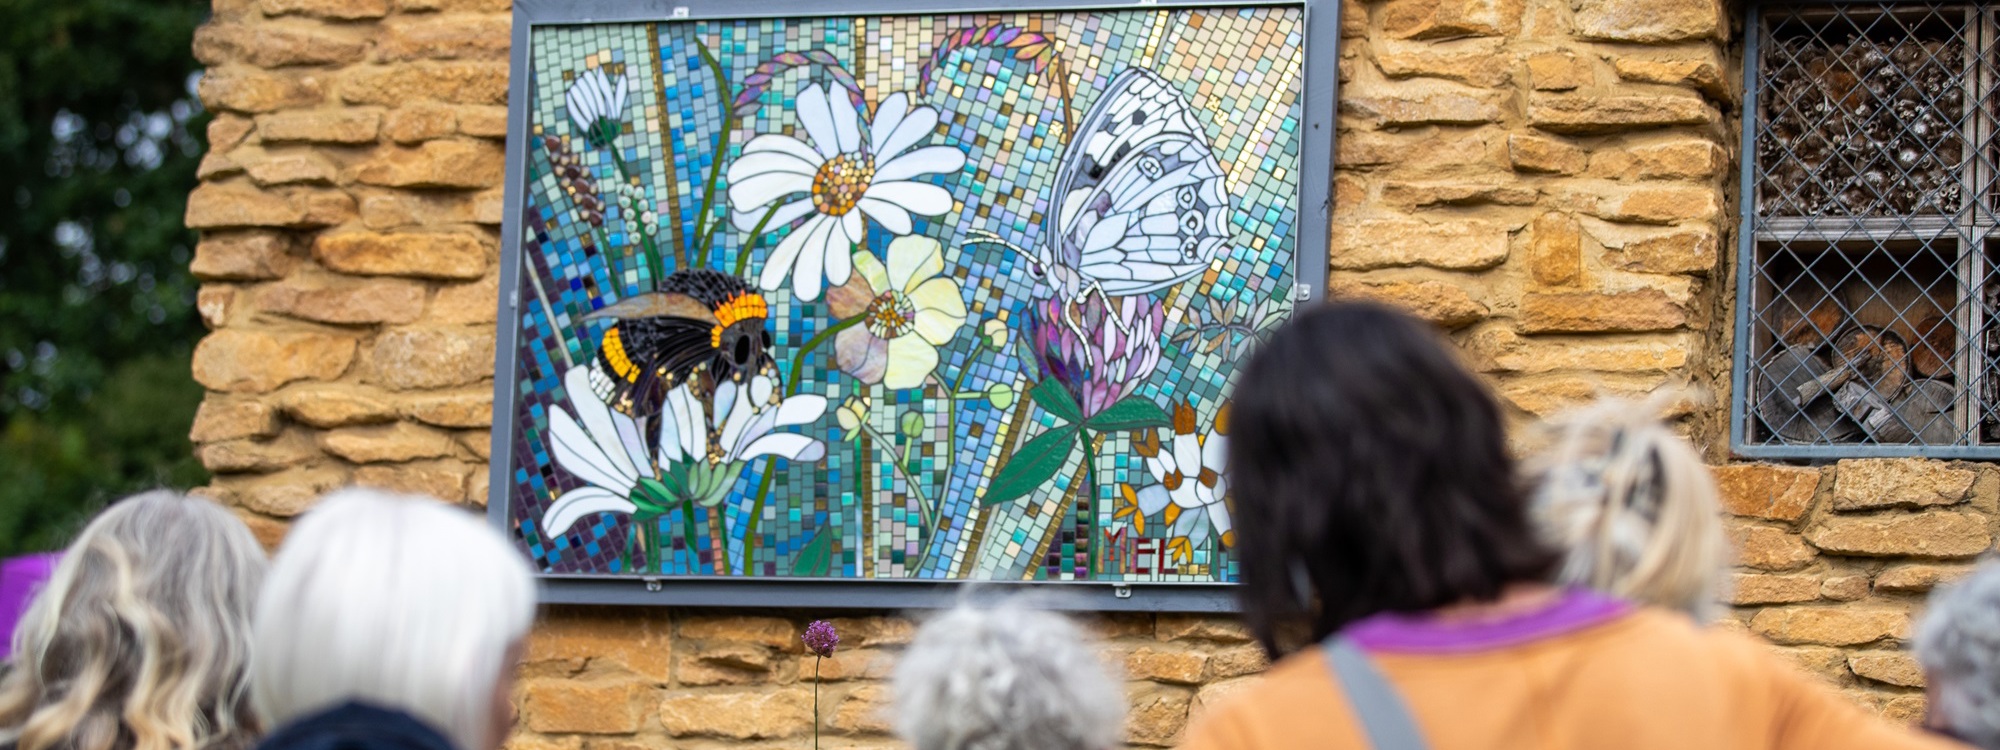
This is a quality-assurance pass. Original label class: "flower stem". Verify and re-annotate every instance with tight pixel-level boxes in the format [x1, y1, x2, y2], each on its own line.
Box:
[741, 315, 865, 576]
[862, 421, 933, 539]
[1082, 435, 1098, 577]
[592, 226, 626, 284]
[694, 39, 734, 267]
[732, 201, 783, 277]
[680, 498, 700, 572]
[604, 149, 666, 278]
[812, 656, 822, 750]
[786, 316, 865, 398]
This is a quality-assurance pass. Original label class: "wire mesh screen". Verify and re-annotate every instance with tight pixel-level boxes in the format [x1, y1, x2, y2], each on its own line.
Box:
[1741, 2, 2000, 454]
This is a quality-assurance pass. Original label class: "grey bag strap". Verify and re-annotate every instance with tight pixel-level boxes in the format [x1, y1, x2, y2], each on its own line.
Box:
[1323, 636, 1430, 750]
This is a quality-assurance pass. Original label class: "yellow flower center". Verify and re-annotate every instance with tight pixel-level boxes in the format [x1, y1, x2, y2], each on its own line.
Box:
[864, 291, 915, 339]
[811, 152, 874, 216]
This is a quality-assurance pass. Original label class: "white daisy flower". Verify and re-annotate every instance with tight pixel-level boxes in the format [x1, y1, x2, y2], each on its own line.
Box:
[542, 366, 828, 537]
[727, 85, 967, 301]
[1131, 402, 1233, 552]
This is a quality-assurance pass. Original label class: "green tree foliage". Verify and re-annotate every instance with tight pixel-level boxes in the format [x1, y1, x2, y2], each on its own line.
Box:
[0, 0, 213, 554]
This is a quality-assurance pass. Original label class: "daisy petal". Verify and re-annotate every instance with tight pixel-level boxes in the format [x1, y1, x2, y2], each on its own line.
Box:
[564, 366, 639, 481]
[729, 151, 819, 180]
[549, 409, 633, 491]
[826, 220, 856, 287]
[772, 394, 829, 428]
[741, 433, 826, 463]
[875, 145, 966, 183]
[1136, 483, 1173, 515]
[750, 375, 775, 408]
[1173, 431, 1203, 488]
[656, 391, 685, 464]
[664, 384, 705, 463]
[713, 379, 740, 440]
[795, 84, 841, 160]
[792, 212, 838, 301]
[728, 172, 813, 213]
[761, 215, 828, 292]
[612, 415, 651, 481]
[876, 104, 939, 159]
[1203, 433, 1228, 474]
[869, 93, 910, 154]
[732, 198, 814, 233]
[829, 87, 863, 155]
[842, 209, 865, 246]
[742, 134, 828, 166]
[864, 181, 954, 218]
[542, 488, 638, 536]
[857, 197, 913, 235]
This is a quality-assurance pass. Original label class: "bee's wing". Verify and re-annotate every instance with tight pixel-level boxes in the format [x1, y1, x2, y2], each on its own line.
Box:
[581, 292, 720, 324]
[593, 315, 721, 421]
[1048, 68, 1229, 297]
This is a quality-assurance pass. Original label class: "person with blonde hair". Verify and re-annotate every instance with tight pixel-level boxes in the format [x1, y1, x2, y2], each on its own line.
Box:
[0, 491, 268, 750]
[250, 489, 535, 750]
[892, 599, 1125, 750]
[1522, 392, 1731, 621]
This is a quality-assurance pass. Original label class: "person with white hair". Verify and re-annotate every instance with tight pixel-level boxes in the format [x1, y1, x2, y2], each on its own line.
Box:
[1523, 393, 1732, 622]
[250, 489, 536, 750]
[0, 491, 267, 750]
[891, 600, 1126, 750]
[1916, 561, 2000, 747]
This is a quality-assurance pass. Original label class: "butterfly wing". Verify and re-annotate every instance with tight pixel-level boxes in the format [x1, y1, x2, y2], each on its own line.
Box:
[1046, 68, 1230, 297]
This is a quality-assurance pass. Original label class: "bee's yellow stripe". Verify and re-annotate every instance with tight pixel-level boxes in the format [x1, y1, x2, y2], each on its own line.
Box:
[710, 291, 768, 352]
[713, 292, 768, 330]
[602, 327, 639, 382]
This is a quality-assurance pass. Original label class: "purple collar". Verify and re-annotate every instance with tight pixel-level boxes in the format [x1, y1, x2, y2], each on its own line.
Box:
[1341, 589, 1632, 654]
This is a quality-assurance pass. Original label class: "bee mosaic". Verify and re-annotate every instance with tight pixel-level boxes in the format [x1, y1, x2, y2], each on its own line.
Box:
[583, 269, 776, 421]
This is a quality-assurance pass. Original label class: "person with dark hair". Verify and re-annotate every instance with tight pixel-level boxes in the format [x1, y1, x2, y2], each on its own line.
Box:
[1182, 302, 1963, 750]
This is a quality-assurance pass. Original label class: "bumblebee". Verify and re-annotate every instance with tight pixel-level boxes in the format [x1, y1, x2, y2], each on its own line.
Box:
[583, 269, 776, 421]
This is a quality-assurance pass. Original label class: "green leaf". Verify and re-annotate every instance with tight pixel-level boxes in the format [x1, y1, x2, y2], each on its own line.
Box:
[1029, 379, 1082, 424]
[1086, 396, 1173, 432]
[791, 527, 835, 577]
[632, 478, 675, 515]
[983, 425, 1081, 506]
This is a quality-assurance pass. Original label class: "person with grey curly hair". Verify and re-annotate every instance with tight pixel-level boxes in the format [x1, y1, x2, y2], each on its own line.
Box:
[1916, 561, 2000, 747]
[891, 601, 1125, 750]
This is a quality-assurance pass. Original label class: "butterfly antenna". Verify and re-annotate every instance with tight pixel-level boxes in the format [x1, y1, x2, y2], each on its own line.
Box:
[1062, 298, 1097, 368]
[1087, 282, 1137, 340]
[963, 229, 1026, 254]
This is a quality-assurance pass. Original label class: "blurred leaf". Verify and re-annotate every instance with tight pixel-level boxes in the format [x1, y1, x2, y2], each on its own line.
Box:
[0, 0, 211, 552]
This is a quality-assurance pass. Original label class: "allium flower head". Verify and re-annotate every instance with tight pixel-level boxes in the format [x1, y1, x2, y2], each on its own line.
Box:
[803, 620, 839, 658]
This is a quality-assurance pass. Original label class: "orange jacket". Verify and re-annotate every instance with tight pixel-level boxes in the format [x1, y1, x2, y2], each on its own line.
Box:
[1182, 607, 1964, 750]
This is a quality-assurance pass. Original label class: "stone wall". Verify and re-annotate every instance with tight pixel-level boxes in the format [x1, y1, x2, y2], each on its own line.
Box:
[183, 0, 1990, 743]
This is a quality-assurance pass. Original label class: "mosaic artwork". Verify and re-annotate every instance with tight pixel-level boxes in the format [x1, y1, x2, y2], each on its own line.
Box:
[502, 8, 1306, 583]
